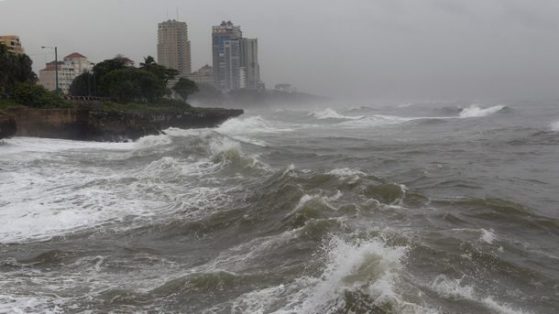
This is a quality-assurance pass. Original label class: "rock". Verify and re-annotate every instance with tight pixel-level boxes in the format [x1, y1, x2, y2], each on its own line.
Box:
[0, 113, 17, 139]
[5, 107, 243, 141]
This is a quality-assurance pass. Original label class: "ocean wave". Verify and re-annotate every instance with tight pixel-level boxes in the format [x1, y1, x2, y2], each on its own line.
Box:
[134, 133, 173, 149]
[0, 295, 64, 314]
[327, 168, 367, 177]
[294, 236, 411, 313]
[459, 104, 507, 118]
[217, 116, 294, 134]
[430, 275, 530, 314]
[310, 108, 364, 120]
[222, 235, 413, 314]
[0, 137, 133, 156]
[550, 120, 559, 131]
[337, 114, 413, 128]
[480, 228, 497, 244]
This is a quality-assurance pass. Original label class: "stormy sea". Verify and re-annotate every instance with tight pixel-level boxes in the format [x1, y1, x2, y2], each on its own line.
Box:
[1, 101, 558, 314]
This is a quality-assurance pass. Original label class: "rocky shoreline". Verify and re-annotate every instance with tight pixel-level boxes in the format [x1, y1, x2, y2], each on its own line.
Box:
[0, 113, 17, 139]
[0, 106, 243, 141]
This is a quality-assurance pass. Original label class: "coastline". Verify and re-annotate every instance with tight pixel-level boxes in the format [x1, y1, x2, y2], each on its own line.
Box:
[0, 106, 243, 141]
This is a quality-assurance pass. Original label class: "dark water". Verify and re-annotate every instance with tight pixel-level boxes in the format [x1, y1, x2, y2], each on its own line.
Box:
[1, 102, 558, 313]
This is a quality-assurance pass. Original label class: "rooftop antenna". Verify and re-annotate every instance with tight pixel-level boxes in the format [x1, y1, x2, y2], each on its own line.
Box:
[166, 9, 169, 20]
[176, 7, 179, 20]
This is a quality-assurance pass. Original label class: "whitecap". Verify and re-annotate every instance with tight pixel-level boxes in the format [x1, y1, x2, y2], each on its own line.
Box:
[0, 137, 133, 156]
[480, 228, 497, 244]
[430, 275, 530, 314]
[338, 114, 413, 128]
[310, 108, 363, 120]
[217, 116, 293, 135]
[459, 104, 506, 118]
[296, 236, 408, 313]
[327, 168, 366, 177]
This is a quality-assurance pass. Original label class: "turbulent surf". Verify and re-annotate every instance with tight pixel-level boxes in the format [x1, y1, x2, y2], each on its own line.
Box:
[0, 101, 558, 313]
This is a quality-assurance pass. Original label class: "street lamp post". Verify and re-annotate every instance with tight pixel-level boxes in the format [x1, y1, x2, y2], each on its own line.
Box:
[42, 46, 59, 94]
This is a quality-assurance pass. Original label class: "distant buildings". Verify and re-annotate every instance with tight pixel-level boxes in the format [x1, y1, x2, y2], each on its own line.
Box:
[211, 21, 262, 92]
[275, 83, 297, 93]
[157, 20, 192, 77]
[240, 38, 261, 90]
[0, 35, 24, 54]
[187, 64, 213, 86]
[212, 21, 242, 91]
[39, 52, 93, 94]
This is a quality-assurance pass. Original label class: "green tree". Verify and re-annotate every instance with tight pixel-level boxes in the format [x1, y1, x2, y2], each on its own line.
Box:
[12, 82, 68, 108]
[92, 57, 130, 96]
[69, 55, 181, 103]
[69, 71, 95, 96]
[140, 56, 179, 86]
[0, 43, 37, 96]
[172, 78, 199, 101]
[103, 68, 165, 103]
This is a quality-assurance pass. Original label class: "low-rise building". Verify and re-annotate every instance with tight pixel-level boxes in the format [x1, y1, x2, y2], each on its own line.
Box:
[187, 65, 214, 86]
[0, 35, 24, 54]
[39, 52, 94, 94]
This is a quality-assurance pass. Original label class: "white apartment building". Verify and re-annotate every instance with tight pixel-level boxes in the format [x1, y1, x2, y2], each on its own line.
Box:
[39, 52, 93, 94]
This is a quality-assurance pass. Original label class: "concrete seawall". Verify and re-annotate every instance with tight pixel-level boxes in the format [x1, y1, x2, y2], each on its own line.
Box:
[0, 107, 243, 141]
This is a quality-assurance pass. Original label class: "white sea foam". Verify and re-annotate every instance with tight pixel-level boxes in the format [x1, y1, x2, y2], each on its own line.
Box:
[459, 104, 506, 118]
[310, 108, 364, 120]
[327, 168, 367, 177]
[0, 137, 133, 156]
[480, 228, 497, 244]
[296, 236, 408, 313]
[134, 133, 173, 148]
[217, 116, 293, 134]
[218, 236, 413, 314]
[0, 132, 247, 243]
[0, 295, 64, 314]
[430, 275, 530, 314]
[338, 114, 414, 128]
[287, 191, 343, 218]
[550, 120, 559, 131]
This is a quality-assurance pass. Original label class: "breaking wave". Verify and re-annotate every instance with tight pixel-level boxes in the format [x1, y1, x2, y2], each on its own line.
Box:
[430, 276, 530, 314]
[310, 108, 364, 120]
[550, 120, 559, 132]
[0, 130, 268, 244]
[217, 116, 294, 134]
[459, 104, 507, 118]
[338, 114, 414, 128]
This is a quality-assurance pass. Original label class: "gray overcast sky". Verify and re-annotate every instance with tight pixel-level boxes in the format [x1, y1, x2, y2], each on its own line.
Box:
[1, 0, 559, 100]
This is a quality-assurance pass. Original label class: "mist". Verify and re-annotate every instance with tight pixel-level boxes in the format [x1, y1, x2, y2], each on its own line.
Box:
[1, 0, 559, 101]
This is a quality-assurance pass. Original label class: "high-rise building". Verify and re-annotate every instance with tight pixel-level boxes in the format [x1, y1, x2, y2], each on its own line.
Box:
[212, 21, 242, 91]
[157, 20, 192, 76]
[212, 21, 263, 92]
[240, 38, 261, 90]
[39, 52, 93, 94]
[0, 35, 24, 54]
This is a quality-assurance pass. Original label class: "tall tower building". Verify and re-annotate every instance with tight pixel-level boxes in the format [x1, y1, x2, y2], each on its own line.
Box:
[240, 38, 261, 90]
[212, 21, 242, 91]
[157, 20, 192, 76]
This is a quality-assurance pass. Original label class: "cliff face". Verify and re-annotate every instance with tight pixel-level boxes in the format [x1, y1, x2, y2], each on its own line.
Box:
[4, 107, 243, 141]
[0, 113, 17, 139]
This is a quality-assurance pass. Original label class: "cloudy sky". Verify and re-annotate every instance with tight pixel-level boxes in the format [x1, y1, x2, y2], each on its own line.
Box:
[1, 0, 559, 100]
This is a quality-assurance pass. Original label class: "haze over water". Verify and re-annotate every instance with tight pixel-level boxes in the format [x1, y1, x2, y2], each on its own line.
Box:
[1, 101, 559, 313]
